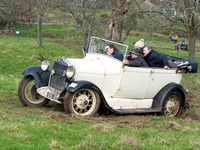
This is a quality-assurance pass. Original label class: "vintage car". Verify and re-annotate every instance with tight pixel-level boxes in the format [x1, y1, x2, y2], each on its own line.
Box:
[18, 37, 198, 117]
[175, 41, 188, 51]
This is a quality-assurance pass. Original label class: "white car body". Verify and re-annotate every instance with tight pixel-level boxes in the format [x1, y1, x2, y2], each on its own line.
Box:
[68, 53, 182, 109]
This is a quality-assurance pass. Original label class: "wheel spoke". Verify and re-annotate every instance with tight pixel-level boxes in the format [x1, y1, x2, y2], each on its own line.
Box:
[24, 80, 45, 104]
[71, 89, 97, 115]
[164, 94, 180, 117]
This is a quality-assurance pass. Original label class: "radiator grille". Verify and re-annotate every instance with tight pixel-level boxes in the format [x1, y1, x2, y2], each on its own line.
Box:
[49, 61, 68, 91]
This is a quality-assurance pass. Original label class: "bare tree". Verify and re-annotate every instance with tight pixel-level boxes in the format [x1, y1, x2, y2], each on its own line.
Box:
[19, 1, 36, 37]
[158, 0, 200, 60]
[104, 0, 128, 42]
[35, 0, 48, 46]
[0, 0, 36, 36]
[52, 0, 105, 48]
[0, 1, 9, 25]
[125, 0, 200, 60]
[0, 0, 25, 35]
[175, 0, 200, 60]
[104, 0, 158, 43]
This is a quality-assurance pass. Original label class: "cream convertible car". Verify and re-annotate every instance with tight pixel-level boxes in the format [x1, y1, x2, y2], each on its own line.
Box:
[18, 37, 198, 117]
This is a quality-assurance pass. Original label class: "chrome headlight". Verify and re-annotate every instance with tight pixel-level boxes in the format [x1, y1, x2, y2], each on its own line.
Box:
[66, 66, 75, 78]
[41, 60, 51, 71]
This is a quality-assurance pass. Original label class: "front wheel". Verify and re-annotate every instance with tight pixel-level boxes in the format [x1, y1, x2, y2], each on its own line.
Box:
[18, 76, 50, 107]
[162, 91, 182, 117]
[64, 88, 101, 116]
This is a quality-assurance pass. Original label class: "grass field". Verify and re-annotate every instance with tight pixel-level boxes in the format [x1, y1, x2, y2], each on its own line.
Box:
[0, 23, 200, 149]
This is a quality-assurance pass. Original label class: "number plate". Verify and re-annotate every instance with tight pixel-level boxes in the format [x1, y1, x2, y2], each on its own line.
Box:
[46, 92, 55, 100]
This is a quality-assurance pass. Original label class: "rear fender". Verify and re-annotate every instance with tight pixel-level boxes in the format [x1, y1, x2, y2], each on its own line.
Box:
[21, 66, 50, 88]
[152, 83, 186, 110]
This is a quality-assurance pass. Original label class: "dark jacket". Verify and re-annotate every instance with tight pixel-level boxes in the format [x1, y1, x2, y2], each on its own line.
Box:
[128, 57, 148, 67]
[112, 49, 124, 61]
[144, 49, 169, 67]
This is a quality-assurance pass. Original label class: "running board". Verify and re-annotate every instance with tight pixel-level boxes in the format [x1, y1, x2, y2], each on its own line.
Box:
[112, 108, 161, 115]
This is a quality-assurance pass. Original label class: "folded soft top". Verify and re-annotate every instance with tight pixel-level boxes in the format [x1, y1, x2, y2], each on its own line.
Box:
[164, 54, 198, 73]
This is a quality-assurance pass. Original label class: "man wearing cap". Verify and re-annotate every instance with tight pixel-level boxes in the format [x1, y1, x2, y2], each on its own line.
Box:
[105, 44, 124, 61]
[143, 46, 169, 69]
[123, 48, 148, 67]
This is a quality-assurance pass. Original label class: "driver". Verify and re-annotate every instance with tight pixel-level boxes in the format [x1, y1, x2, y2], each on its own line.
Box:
[105, 44, 124, 61]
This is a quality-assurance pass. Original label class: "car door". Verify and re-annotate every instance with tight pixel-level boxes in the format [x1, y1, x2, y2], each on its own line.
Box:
[113, 66, 151, 99]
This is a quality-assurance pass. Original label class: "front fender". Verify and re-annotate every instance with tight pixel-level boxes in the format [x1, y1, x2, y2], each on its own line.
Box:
[152, 83, 186, 110]
[21, 66, 50, 88]
[66, 80, 102, 93]
[66, 80, 138, 115]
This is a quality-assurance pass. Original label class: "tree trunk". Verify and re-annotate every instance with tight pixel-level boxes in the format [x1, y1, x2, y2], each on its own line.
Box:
[104, 0, 124, 43]
[84, 25, 92, 49]
[74, 23, 81, 35]
[6, 21, 15, 35]
[121, 25, 132, 43]
[188, 34, 196, 60]
[27, 18, 32, 37]
[37, 14, 42, 47]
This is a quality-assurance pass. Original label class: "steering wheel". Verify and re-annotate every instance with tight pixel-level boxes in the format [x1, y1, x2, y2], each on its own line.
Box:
[97, 49, 106, 54]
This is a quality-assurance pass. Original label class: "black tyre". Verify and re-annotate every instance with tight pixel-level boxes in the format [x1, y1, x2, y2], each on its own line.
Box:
[64, 88, 100, 116]
[162, 91, 182, 117]
[18, 76, 50, 107]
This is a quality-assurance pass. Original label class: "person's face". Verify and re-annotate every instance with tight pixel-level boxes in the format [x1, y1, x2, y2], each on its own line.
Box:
[105, 46, 113, 56]
[143, 47, 150, 56]
[131, 53, 137, 58]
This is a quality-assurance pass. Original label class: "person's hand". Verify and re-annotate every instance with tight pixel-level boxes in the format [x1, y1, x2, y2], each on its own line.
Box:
[164, 66, 169, 69]
[123, 59, 129, 65]
[106, 51, 110, 56]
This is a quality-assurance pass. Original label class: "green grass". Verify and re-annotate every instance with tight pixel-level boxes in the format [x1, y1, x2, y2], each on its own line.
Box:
[0, 23, 200, 149]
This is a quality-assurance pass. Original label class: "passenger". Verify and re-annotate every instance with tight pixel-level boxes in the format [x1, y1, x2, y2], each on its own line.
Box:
[134, 39, 145, 50]
[127, 38, 145, 60]
[143, 46, 169, 69]
[123, 48, 148, 67]
[105, 44, 124, 61]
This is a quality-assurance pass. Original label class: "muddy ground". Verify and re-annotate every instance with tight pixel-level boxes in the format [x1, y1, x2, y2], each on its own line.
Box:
[1, 85, 199, 129]
[46, 87, 200, 126]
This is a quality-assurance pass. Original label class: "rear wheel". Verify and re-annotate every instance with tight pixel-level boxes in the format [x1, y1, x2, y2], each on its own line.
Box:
[64, 88, 100, 116]
[162, 91, 182, 117]
[18, 76, 49, 107]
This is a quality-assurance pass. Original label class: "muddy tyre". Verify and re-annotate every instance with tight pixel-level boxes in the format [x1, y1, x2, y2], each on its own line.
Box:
[64, 88, 100, 116]
[161, 91, 182, 117]
[18, 76, 49, 107]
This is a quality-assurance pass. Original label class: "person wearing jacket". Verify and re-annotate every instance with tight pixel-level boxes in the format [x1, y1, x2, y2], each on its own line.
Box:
[143, 46, 169, 69]
[105, 44, 124, 61]
[123, 48, 148, 67]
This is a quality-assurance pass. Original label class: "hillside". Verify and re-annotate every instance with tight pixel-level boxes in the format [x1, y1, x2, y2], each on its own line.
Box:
[0, 23, 200, 149]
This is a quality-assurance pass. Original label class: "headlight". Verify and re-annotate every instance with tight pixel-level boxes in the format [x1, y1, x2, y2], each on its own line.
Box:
[41, 60, 51, 71]
[66, 66, 75, 78]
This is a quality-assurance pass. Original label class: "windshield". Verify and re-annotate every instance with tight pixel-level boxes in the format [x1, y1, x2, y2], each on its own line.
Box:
[87, 36, 129, 57]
